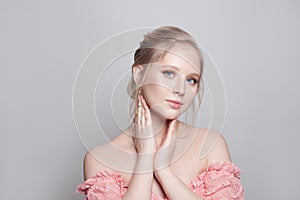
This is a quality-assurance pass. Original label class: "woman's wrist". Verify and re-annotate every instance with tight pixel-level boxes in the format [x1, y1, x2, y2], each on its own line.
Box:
[154, 166, 172, 181]
[136, 140, 156, 154]
[134, 153, 155, 173]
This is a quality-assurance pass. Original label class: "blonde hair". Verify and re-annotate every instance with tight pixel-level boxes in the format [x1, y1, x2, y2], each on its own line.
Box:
[127, 26, 204, 126]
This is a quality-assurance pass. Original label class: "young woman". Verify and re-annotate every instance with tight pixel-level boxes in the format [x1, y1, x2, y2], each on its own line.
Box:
[76, 26, 244, 200]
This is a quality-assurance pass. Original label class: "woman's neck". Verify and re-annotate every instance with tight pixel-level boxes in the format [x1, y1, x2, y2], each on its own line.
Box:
[150, 112, 168, 147]
[128, 111, 182, 148]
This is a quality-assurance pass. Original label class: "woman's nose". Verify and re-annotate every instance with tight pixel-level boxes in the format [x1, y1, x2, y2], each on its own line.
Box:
[173, 76, 185, 96]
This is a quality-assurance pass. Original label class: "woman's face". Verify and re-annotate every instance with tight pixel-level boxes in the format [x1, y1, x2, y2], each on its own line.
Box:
[141, 45, 201, 120]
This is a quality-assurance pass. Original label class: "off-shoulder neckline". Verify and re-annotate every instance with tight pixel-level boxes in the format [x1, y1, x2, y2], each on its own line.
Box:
[88, 161, 241, 199]
[97, 160, 238, 180]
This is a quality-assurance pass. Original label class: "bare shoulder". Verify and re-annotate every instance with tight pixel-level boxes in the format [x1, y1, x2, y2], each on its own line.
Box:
[83, 129, 135, 180]
[83, 144, 112, 180]
[193, 128, 231, 164]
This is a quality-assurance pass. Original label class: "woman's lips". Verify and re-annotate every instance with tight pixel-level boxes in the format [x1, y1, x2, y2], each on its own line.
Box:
[166, 100, 182, 109]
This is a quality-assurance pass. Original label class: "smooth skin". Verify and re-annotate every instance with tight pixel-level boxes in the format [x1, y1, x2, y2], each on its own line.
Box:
[83, 46, 231, 200]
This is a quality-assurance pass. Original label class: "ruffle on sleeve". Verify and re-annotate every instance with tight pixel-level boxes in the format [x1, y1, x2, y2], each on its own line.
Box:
[190, 161, 244, 200]
[76, 170, 128, 200]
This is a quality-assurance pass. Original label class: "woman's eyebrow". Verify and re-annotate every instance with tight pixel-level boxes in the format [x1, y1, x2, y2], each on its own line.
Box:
[162, 65, 200, 78]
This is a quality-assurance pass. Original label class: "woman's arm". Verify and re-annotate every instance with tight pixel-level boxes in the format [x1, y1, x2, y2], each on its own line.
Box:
[123, 92, 156, 200]
[81, 148, 155, 200]
[154, 131, 237, 200]
[153, 132, 204, 200]
[155, 167, 204, 200]
[152, 120, 204, 200]
[122, 155, 154, 200]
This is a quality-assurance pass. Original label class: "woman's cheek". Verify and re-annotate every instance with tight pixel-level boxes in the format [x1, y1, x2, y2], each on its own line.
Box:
[156, 77, 175, 91]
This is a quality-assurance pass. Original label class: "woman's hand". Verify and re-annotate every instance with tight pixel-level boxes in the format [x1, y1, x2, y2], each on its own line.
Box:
[153, 119, 177, 171]
[132, 91, 157, 154]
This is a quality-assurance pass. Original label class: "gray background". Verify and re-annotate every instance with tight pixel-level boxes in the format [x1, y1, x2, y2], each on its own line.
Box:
[1, 0, 299, 199]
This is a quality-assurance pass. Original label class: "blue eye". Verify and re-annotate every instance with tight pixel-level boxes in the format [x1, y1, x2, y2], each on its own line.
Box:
[187, 77, 198, 85]
[163, 70, 175, 77]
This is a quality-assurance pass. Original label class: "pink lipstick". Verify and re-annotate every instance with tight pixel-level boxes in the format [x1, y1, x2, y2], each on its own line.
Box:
[166, 100, 182, 109]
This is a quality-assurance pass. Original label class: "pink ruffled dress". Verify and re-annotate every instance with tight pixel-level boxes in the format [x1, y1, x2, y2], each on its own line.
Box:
[76, 161, 244, 200]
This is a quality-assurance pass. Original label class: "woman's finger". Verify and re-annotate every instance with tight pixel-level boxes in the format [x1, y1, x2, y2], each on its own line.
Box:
[141, 104, 145, 127]
[137, 92, 142, 126]
[141, 95, 151, 126]
[169, 119, 177, 136]
[161, 119, 177, 148]
[139, 93, 145, 127]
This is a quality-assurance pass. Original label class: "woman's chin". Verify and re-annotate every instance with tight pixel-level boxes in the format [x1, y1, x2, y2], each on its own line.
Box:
[154, 111, 182, 121]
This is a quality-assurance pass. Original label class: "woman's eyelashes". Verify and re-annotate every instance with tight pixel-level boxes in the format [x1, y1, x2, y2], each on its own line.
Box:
[162, 70, 198, 85]
[187, 77, 198, 85]
[163, 70, 175, 78]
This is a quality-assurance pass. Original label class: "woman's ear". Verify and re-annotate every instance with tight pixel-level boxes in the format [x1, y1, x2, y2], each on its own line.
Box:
[132, 65, 144, 85]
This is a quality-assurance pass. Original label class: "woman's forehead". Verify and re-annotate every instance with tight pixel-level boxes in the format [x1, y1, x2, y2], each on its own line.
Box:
[159, 46, 201, 74]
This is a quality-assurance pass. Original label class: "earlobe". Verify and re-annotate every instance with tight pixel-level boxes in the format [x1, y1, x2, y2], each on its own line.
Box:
[132, 65, 144, 84]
